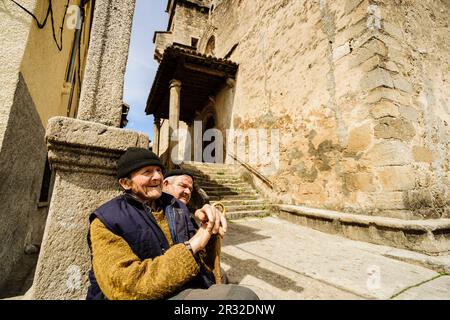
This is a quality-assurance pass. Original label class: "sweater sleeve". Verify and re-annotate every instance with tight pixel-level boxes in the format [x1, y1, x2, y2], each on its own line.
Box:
[90, 218, 200, 300]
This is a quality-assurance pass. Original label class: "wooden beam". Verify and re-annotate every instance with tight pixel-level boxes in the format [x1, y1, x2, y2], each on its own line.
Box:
[184, 62, 228, 78]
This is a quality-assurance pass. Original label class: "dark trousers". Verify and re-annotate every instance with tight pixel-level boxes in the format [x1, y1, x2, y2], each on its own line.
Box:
[169, 284, 260, 300]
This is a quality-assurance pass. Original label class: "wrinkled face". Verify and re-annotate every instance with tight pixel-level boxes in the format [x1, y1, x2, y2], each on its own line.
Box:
[119, 165, 163, 202]
[163, 175, 193, 205]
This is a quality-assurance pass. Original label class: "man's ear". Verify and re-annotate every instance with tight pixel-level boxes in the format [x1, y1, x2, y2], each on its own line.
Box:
[162, 179, 169, 187]
[118, 178, 132, 190]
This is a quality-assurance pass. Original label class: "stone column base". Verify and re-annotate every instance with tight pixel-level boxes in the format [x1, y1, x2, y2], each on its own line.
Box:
[31, 117, 148, 299]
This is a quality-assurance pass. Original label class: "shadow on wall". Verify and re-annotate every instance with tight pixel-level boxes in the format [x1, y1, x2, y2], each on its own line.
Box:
[0, 73, 47, 298]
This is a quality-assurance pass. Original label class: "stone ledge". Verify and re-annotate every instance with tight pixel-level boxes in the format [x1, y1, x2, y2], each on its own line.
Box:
[275, 204, 450, 256]
[46, 116, 148, 151]
[46, 117, 148, 174]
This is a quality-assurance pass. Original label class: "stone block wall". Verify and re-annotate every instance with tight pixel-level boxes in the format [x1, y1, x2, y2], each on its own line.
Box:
[197, 0, 449, 219]
[154, 31, 173, 60]
[0, 73, 47, 296]
[0, 0, 45, 294]
[170, 2, 209, 48]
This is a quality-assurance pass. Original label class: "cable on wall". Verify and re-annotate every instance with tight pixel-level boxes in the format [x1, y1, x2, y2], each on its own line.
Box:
[9, 0, 70, 51]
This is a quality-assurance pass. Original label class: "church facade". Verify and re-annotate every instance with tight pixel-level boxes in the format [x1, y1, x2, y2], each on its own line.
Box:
[148, 0, 450, 254]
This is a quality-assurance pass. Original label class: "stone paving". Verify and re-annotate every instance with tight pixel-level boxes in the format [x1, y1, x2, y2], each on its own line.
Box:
[3, 215, 449, 300]
[222, 216, 450, 300]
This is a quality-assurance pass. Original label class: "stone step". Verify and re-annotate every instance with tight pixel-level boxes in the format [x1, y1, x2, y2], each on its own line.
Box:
[194, 177, 243, 184]
[209, 195, 260, 201]
[183, 162, 266, 212]
[225, 204, 271, 212]
[193, 173, 242, 179]
[183, 169, 239, 176]
[187, 167, 239, 173]
[220, 199, 268, 206]
[201, 186, 256, 193]
[182, 161, 238, 168]
[203, 190, 258, 197]
[197, 182, 250, 189]
[194, 175, 242, 180]
[226, 210, 271, 220]
[206, 191, 258, 197]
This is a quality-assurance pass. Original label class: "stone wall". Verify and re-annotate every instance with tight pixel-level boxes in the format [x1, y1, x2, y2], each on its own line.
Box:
[193, 0, 449, 219]
[170, 2, 209, 47]
[378, 0, 449, 219]
[0, 0, 36, 155]
[0, 0, 42, 294]
[154, 31, 173, 60]
[0, 73, 47, 295]
[20, 0, 89, 126]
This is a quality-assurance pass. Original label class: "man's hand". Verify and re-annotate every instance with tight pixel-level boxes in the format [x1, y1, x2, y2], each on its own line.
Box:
[188, 224, 212, 254]
[194, 204, 227, 238]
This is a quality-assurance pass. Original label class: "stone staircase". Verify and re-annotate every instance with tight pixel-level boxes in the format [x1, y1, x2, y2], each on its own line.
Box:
[181, 161, 271, 220]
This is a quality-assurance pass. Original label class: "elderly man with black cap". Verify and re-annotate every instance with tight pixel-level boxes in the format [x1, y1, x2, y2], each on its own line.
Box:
[163, 168, 231, 285]
[162, 169, 195, 206]
[86, 147, 258, 300]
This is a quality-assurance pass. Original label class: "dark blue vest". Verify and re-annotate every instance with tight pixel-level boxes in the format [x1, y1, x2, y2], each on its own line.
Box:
[86, 192, 213, 300]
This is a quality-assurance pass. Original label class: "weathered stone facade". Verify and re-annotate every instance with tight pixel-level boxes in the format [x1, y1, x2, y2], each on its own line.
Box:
[151, 0, 449, 253]
[154, 0, 209, 61]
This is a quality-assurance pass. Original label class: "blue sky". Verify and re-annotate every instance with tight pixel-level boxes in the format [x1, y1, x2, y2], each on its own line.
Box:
[123, 0, 168, 141]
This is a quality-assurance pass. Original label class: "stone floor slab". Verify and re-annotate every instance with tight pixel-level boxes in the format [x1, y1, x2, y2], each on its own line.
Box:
[223, 216, 449, 300]
[392, 275, 450, 300]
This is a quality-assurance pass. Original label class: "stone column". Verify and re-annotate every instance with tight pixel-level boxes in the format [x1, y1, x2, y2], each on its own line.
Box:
[168, 79, 182, 169]
[31, 117, 147, 299]
[153, 117, 161, 155]
[224, 78, 236, 164]
[30, 0, 141, 299]
[76, 0, 136, 127]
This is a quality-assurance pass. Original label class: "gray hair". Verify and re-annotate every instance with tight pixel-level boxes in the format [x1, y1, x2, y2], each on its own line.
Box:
[163, 175, 179, 185]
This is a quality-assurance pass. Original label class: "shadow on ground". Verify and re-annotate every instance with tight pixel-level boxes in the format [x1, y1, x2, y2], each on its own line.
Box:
[221, 252, 304, 294]
[223, 221, 270, 246]
[222, 221, 304, 294]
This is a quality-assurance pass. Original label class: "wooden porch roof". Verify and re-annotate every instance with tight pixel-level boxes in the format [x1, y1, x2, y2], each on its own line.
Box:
[145, 45, 238, 123]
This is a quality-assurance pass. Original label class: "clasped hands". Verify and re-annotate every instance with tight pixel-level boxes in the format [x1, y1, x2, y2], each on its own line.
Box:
[195, 203, 227, 237]
[189, 204, 227, 254]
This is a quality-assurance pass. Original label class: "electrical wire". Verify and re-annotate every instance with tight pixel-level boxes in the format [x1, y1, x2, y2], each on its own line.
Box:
[76, 5, 85, 105]
[70, 0, 91, 117]
[9, 0, 70, 51]
[10, 0, 93, 117]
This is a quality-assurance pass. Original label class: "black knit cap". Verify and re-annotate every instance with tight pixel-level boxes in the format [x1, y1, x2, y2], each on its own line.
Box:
[117, 147, 164, 179]
[164, 169, 194, 181]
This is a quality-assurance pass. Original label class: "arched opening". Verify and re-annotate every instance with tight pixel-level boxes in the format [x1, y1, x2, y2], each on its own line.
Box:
[205, 35, 215, 56]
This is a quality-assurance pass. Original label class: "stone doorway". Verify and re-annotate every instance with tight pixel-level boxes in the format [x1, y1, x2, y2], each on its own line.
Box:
[203, 115, 216, 163]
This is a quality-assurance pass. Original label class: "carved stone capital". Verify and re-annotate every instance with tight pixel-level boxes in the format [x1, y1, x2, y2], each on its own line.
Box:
[46, 117, 148, 175]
